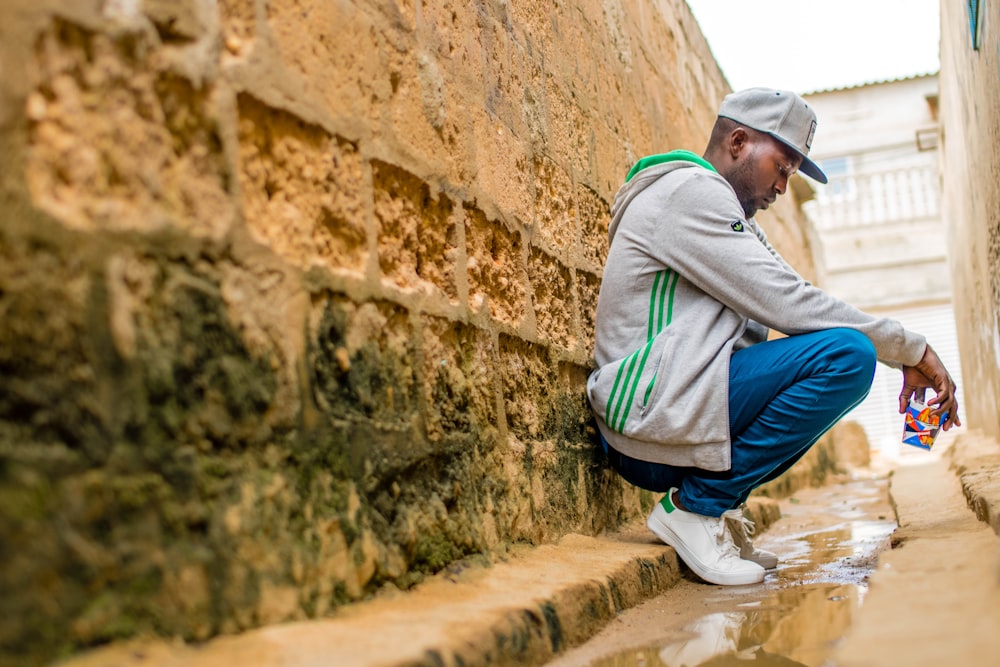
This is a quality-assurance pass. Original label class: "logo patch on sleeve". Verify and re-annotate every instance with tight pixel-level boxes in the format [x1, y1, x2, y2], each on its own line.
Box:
[730, 220, 745, 232]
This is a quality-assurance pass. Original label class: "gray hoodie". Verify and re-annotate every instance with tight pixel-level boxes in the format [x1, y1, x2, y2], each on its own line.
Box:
[586, 153, 926, 471]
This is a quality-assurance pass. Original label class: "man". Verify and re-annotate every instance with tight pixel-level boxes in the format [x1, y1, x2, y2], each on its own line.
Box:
[587, 88, 960, 586]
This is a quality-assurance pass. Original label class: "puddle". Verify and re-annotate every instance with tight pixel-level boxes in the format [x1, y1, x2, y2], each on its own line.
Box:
[588, 582, 862, 667]
[548, 479, 898, 667]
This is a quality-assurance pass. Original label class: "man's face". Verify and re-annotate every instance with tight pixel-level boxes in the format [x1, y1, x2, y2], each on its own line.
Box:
[727, 133, 803, 219]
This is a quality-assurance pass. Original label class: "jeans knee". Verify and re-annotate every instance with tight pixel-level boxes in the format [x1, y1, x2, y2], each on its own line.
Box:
[832, 328, 876, 387]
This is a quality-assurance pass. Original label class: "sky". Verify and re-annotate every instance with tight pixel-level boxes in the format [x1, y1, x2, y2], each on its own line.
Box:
[684, 0, 941, 93]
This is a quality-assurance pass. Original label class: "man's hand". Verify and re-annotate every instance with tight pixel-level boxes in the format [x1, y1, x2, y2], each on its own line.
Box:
[899, 344, 961, 430]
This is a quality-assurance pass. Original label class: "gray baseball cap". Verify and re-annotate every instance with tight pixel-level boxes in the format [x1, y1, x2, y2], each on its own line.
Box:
[718, 87, 828, 184]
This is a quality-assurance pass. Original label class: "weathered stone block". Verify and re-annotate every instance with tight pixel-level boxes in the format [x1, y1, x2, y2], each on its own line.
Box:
[26, 19, 234, 238]
[418, 0, 483, 66]
[373, 160, 457, 301]
[217, 259, 307, 427]
[576, 270, 602, 359]
[311, 295, 417, 427]
[588, 118, 632, 202]
[420, 316, 498, 442]
[264, 0, 387, 120]
[576, 183, 611, 270]
[469, 102, 534, 225]
[0, 249, 290, 659]
[480, 10, 531, 141]
[143, 0, 205, 42]
[237, 95, 368, 275]
[381, 44, 478, 184]
[465, 205, 528, 326]
[533, 155, 578, 259]
[529, 247, 576, 350]
[0, 238, 98, 462]
[499, 335, 555, 440]
[543, 74, 593, 183]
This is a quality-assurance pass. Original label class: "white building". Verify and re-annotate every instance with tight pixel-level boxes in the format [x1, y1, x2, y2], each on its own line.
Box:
[803, 74, 965, 455]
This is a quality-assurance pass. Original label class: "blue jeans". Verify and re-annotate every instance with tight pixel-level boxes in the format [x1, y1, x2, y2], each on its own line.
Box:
[600, 328, 876, 517]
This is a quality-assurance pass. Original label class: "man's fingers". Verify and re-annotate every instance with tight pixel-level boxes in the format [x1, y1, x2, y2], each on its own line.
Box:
[925, 381, 961, 430]
[940, 381, 960, 430]
[898, 385, 916, 414]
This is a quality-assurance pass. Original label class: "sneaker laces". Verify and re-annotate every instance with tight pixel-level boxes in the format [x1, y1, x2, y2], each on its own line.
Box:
[711, 516, 742, 559]
[721, 507, 756, 540]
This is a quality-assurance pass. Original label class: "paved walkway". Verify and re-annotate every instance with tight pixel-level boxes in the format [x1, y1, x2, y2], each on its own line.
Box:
[60, 430, 1000, 667]
[833, 429, 1000, 667]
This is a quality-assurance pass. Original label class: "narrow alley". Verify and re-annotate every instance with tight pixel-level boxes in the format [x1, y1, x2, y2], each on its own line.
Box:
[3, 3, 1000, 666]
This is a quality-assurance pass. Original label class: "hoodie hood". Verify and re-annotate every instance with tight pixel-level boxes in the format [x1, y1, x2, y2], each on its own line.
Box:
[609, 151, 719, 245]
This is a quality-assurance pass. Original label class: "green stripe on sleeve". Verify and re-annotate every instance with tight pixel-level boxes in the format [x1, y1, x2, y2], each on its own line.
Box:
[609, 349, 640, 429]
[656, 269, 671, 334]
[643, 371, 657, 406]
[608, 267, 681, 432]
[604, 353, 630, 426]
[665, 270, 680, 325]
[647, 271, 662, 341]
[617, 339, 655, 430]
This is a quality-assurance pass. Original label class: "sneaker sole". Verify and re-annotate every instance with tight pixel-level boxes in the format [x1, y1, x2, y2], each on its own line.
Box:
[647, 514, 765, 586]
[748, 552, 779, 570]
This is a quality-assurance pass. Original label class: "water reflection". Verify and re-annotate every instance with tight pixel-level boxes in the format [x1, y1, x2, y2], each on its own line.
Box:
[563, 481, 898, 667]
[767, 518, 895, 588]
[589, 583, 860, 667]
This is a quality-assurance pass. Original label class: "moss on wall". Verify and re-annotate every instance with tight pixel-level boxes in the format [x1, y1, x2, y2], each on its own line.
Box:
[0, 0, 817, 664]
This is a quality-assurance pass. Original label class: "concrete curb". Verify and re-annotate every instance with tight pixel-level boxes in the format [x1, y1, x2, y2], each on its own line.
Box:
[57, 495, 785, 667]
[948, 429, 1000, 537]
[60, 530, 684, 667]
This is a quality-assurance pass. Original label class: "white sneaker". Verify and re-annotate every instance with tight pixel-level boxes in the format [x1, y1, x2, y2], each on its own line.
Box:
[646, 489, 765, 586]
[722, 506, 779, 569]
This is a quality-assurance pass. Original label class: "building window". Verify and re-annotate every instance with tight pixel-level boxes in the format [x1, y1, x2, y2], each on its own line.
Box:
[967, 0, 982, 50]
[819, 156, 853, 198]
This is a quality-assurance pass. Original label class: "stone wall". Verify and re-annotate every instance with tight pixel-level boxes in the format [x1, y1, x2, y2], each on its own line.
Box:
[939, 1, 1000, 441]
[0, 1, 815, 663]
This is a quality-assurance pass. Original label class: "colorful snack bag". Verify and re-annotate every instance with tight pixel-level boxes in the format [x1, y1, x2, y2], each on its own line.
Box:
[901, 398, 947, 450]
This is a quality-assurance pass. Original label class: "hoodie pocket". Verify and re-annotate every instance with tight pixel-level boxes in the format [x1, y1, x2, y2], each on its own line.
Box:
[587, 331, 674, 434]
[638, 333, 676, 417]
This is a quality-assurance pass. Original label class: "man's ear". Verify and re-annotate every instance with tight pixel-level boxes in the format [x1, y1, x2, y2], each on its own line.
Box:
[729, 127, 748, 159]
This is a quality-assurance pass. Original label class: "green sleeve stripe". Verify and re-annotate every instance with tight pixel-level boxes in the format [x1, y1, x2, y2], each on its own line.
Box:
[617, 338, 655, 430]
[604, 351, 631, 426]
[608, 267, 680, 432]
[608, 349, 640, 428]
[647, 270, 663, 341]
[665, 269, 680, 326]
[640, 269, 679, 421]
[643, 371, 658, 406]
[656, 269, 671, 334]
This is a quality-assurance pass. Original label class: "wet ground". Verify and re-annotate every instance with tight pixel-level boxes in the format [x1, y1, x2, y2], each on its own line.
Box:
[545, 474, 897, 667]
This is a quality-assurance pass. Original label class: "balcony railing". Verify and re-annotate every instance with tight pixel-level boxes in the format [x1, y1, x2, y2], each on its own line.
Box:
[804, 165, 940, 230]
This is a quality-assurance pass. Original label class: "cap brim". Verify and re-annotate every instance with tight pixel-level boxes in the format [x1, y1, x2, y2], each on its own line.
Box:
[797, 157, 828, 184]
[769, 133, 828, 184]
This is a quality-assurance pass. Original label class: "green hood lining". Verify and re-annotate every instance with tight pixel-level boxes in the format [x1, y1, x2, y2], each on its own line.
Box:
[625, 150, 718, 182]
